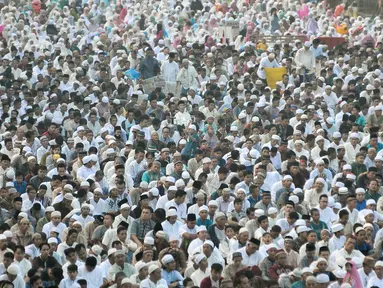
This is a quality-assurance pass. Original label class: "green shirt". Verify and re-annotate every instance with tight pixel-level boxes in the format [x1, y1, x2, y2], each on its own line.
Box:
[365, 191, 381, 202]
[310, 221, 328, 240]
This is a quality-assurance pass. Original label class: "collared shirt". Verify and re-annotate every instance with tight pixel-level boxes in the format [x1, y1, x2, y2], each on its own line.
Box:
[139, 278, 168, 288]
[235, 246, 263, 266]
[191, 268, 210, 286]
[332, 248, 365, 267]
[131, 219, 156, 242]
[59, 277, 84, 288]
[358, 267, 376, 287]
[162, 269, 184, 287]
[108, 263, 137, 281]
[165, 200, 187, 219]
[367, 276, 383, 288]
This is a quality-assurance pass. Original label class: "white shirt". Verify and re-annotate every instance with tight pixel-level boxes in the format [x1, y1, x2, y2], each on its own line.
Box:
[174, 111, 191, 127]
[188, 238, 204, 258]
[331, 248, 365, 268]
[276, 219, 295, 233]
[317, 206, 337, 228]
[161, 220, 183, 242]
[78, 264, 105, 288]
[14, 258, 32, 277]
[179, 224, 197, 244]
[328, 235, 346, 254]
[339, 207, 359, 225]
[42, 222, 67, 239]
[59, 276, 84, 288]
[140, 278, 168, 288]
[0, 274, 25, 288]
[367, 276, 383, 288]
[161, 60, 179, 82]
[235, 246, 263, 266]
[76, 165, 97, 182]
[191, 268, 210, 286]
[165, 200, 187, 219]
[25, 244, 40, 259]
[358, 267, 376, 287]
[156, 195, 172, 210]
[89, 198, 107, 215]
[257, 57, 280, 79]
[72, 214, 95, 229]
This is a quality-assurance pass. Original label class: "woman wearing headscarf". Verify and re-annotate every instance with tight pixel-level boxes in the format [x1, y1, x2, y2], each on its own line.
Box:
[343, 260, 363, 288]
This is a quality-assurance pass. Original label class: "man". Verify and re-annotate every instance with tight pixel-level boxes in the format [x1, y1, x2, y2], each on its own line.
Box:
[139, 264, 167, 288]
[0, 264, 24, 287]
[207, 212, 227, 247]
[259, 245, 278, 283]
[317, 194, 337, 229]
[161, 209, 183, 242]
[295, 41, 315, 82]
[358, 256, 377, 287]
[269, 250, 294, 281]
[164, 190, 187, 220]
[304, 178, 328, 209]
[78, 256, 106, 287]
[130, 207, 156, 247]
[176, 59, 198, 94]
[299, 243, 317, 269]
[333, 236, 365, 268]
[13, 245, 32, 277]
[339, 195, 359, 225]
[161, 52, 179, 82]
[42, 211, 67, 239]
[233, 238, 263, 266]
[59, 264, 83, 288]
[200, 263, 224, 288]
[140, 48, 160, 80]
[161, 254, 184, 287]
[328, 223, 346, 253]
[367, 260, 383, 287]
[108, 250, 136, 280]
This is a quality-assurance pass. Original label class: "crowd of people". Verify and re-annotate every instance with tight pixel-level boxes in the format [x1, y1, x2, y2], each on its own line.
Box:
[1, 0, 383, 287]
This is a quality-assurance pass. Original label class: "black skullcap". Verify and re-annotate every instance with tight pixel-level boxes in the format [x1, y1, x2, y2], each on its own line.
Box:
[369, 167, 378, 173]
[119, 221, 129, 229]
[13, 197, 22, 202]
[118, 198, 128, 207]
[249, 238, 261, 246]
[140, 194, 149, 200]
[218, 183, 228, 190]
[187, 214, 196, 221]
[302, 214, 311, 220]
[286, 200, 295, 206]
[94, 215, 104, 223]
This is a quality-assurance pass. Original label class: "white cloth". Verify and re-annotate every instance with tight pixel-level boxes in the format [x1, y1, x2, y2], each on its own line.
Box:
[78, 264, 105, 287]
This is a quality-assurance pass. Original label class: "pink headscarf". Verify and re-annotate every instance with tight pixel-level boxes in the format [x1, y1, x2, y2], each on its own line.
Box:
[343, 260, 363, 288]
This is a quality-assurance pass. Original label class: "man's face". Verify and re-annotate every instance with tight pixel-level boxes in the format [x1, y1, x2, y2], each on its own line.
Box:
[68, 269, 78, 280]
[345, 238, 356, 251]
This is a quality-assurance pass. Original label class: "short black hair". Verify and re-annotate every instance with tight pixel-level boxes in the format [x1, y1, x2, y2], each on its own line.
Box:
[211, 263, 223, 273]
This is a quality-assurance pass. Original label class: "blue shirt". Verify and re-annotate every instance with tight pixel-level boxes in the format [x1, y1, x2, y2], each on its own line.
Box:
[162, 269, 184, 287]
[357, 200, 366, 211]
[14, 181, 27, 194]
[368, 143, 383, 153]
[196, 218, 213, 229]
